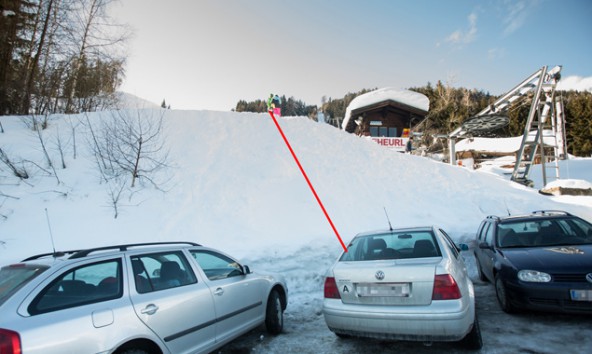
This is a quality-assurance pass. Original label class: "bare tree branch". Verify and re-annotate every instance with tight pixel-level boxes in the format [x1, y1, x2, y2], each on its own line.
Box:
[0, 148, 29, 179]
[34, 115, 61, 184]
[96, 109, 170, 188]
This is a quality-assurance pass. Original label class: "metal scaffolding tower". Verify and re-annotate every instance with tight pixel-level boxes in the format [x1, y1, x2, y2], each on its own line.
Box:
[448, 65, 565, 187]
[509, 65, 563, 186]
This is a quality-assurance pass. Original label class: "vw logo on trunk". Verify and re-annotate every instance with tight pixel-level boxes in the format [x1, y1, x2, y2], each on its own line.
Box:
[375, 270, 385, 280]
[586, 273, 592, 283]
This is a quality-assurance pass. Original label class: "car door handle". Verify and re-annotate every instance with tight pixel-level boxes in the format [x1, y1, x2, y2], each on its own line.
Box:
[140, 304, 159, 315]
[214, 288, 224, 296]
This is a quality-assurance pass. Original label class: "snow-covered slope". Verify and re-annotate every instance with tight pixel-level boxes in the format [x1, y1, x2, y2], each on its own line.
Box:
[116, 91, 160, 109]
[1, 110, 591, 265]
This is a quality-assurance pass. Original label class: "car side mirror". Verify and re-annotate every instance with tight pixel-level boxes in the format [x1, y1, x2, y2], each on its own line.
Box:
[243, 265, 252, 274]
[478, 242, 492, 250]
[457, 243, 469, 251]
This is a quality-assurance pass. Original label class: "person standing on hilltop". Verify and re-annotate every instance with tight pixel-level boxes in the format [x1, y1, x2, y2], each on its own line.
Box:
[267, 93, 274, 111]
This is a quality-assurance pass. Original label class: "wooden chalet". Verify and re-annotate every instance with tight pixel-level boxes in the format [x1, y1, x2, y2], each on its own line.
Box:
[342, 88, 429, 151]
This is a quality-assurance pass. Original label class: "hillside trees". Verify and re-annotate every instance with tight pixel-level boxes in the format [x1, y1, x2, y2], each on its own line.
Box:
[321, 89, 374, 127]
[234, 99, 266, 113]
[63, 0, 127, 113]
[0, 0, 128, 116]
[563, 91, 592, 156]
[234, 95, 316, 117]
[0, 0, 34, 114]
[410, 82, 495, 136]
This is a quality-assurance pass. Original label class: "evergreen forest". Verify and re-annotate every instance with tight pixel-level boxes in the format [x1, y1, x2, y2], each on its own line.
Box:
[0, 0, 127, 116]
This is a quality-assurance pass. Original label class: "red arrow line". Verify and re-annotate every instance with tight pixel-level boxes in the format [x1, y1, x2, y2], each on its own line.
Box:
[268, 111, 347, 252]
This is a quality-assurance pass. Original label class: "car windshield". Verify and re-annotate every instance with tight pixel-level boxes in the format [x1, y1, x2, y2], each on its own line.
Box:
[340, 230, 441, 262]
[497, 217, 592, 248]
[0, 264, 48, 305]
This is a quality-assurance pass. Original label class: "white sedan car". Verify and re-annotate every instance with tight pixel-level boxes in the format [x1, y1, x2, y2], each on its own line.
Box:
[322, 226, 482, 350]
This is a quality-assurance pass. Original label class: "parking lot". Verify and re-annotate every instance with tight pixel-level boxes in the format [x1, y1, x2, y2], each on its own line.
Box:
[217, 249, 592, 354]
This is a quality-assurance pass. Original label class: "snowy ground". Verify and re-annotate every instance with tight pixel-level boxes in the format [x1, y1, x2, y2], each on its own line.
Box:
[1, 109, 591, 353]
[216, 244, 592, 354]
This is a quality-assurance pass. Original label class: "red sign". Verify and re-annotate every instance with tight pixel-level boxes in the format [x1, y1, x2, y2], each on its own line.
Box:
[371, 137, 407, 150]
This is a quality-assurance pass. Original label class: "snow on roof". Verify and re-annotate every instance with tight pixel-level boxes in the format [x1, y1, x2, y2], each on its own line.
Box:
[341, 87, 429, 130]
[455, 131, 559, 153]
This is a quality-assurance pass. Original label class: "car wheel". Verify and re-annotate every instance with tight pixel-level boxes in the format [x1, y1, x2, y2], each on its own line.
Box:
[335, 332, 352, 339]
[265, 290, 284, 335]
[460, 313, 483, 350]
[475, 256, 488, 282]
[495, 274, 516, 313]
[119, 350, 149, 354]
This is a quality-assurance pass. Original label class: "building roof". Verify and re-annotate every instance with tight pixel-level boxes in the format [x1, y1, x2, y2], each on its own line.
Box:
[341, 87, 429, 131]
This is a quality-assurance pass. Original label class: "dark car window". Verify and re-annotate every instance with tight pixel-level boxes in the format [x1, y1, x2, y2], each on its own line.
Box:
[131, 251, 197, 293]
[190, 250, 244, 281]
[439, 229, 459, 259]
[0, 264, 48, 306]
[560, 218, 592, 242]
[484, 223, 494, 245]
[29, 259, 122, 315]
[498, 217, 592, 248]
[476, 221, 486, 242]
[478, 222, 489, 244]
[340, 230, 441, 261]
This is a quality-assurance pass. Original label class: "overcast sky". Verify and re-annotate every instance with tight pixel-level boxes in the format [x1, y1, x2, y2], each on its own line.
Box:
[112, 0, 592, 111]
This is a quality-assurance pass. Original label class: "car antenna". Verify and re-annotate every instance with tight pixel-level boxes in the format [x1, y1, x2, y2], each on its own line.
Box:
[45, 208, 57, 257]
[383, 207, 393, 231]
[504, 200, 511, 216]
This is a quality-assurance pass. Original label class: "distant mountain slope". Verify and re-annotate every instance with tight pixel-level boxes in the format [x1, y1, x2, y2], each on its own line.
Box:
[116, 91, 160, 109]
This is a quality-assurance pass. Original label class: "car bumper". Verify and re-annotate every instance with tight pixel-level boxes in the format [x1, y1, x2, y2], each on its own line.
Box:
[505, 280, 592, 314]
[322, 298, 474, 342]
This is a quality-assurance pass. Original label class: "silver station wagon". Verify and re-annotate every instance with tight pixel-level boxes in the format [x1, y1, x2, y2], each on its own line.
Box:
[0, 242, 288, 354]
[322, 226, 482, 350]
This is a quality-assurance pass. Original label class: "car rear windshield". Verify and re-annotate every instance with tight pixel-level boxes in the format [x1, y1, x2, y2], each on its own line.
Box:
[340, 230, 441, 262]
[497, 217, 592, 248]
[0, 264, 48, 305]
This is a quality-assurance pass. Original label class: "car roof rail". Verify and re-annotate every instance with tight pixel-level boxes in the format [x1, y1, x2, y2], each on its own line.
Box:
[68, 241, 202, 259]
[22, 242, 202, 261]
[531, 210, 572, 216]
[22, 250, 83, 261]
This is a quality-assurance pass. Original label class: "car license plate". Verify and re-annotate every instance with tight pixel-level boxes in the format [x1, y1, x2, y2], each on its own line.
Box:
[570, 289, 592, 301]
[356, 283, 410, 297]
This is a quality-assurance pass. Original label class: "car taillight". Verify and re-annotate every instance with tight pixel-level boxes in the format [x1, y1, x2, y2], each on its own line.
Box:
[432, 274, 461, 300]
[0, 328, 21, 354]
[324, 277, 341, 299]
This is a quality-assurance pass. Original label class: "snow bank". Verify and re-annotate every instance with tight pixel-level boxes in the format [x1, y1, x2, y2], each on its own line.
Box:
[0, 109, 591, 266]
